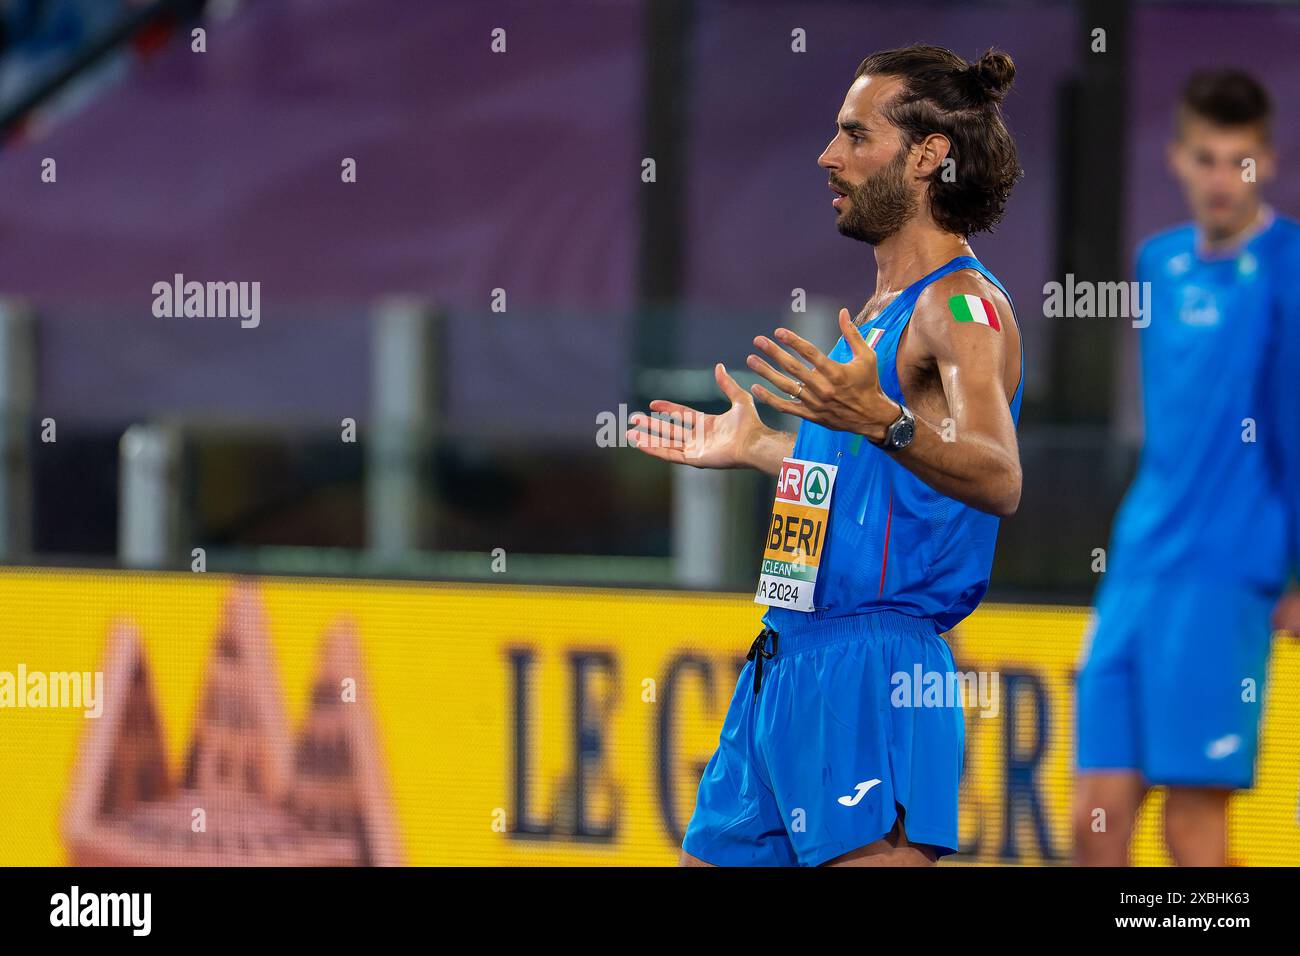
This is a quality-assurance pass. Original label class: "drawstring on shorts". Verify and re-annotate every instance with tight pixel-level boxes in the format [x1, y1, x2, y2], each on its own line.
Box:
[746, 626, 779, 695]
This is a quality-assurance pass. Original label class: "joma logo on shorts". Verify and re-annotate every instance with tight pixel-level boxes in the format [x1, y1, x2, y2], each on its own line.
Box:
[837, 779, 882, 807]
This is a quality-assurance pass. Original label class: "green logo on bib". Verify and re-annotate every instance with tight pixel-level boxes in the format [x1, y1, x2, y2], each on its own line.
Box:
[805, 466, 830, 505]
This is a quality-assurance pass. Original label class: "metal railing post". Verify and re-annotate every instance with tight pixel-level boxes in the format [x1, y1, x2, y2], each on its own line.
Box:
[368, 298, 443, 561]
[0, 299, 35, 559]
[118, 423, 182, 568]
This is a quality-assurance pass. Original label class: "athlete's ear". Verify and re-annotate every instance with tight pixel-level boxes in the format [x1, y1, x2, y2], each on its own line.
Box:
[1165, 138, 1184, 179]
[1254, 145, 1277, 183]
[914, 133, 951, 180]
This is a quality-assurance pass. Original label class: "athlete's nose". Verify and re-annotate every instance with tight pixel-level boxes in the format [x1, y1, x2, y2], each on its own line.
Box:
[818, 145, 839, 171]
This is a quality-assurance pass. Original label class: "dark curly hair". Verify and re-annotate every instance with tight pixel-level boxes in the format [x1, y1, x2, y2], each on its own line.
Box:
[855, 45, 1023, 237]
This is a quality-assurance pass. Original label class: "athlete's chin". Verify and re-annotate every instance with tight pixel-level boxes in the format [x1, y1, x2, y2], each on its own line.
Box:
[835, 220, 881, 245]
[1195, 199, 1246, 229]
[1205, 211, 1247, 236]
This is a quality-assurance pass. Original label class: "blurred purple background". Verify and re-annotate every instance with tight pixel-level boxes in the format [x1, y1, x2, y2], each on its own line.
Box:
[0, 0, 1295, 585]
[1, 0, 1296, 433]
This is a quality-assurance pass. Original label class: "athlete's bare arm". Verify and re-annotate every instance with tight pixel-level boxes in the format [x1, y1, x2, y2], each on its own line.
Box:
[626, 362, 795, 476]
[748, 272, 1022, 516]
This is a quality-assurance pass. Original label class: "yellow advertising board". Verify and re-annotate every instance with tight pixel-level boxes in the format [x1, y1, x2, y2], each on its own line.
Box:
[0, 568, 1296, 865]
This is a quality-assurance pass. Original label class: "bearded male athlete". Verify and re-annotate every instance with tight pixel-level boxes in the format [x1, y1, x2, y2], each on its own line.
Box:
[628, 45, 1024, 866]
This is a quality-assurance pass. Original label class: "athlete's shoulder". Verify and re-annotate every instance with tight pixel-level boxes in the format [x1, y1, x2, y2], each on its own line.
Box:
[913, 268, 1013, 339]
[1271, 213, 1300, 232]
[1262, 215, 1300, 257]
[1135, 222, 1196, 274]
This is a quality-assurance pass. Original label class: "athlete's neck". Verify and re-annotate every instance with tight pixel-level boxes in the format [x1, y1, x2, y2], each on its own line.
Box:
[871, 224, 972, 299]
[1197, 202, 1273, 256]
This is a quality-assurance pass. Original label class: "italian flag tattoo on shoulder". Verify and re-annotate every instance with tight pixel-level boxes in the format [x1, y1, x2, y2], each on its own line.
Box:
[948, 293, 1001, 331]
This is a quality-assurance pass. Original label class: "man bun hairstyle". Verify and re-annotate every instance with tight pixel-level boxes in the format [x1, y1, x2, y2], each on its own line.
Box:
[855, 45, 1023, 237]
[967, 50, 1016, 105]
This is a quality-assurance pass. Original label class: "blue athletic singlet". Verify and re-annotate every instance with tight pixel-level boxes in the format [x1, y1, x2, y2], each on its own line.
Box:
[1105, 216, 1300, 590]
[763, 255, 1023, 635]
[682, 254, 1021, 865]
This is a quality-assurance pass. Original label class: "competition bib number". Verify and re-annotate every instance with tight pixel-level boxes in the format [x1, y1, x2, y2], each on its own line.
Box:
[753, 457, 837, 612]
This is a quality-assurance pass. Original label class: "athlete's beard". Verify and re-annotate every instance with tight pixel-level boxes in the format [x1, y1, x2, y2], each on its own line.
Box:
[833, 148, 917, 245]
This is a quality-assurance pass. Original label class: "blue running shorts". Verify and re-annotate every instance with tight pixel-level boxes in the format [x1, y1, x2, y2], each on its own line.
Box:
[1076, 575, 1276, 789]
[681, 609, 965, 866]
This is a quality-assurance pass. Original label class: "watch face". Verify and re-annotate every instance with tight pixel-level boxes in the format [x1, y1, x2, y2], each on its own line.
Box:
[889, 417, 915, 449]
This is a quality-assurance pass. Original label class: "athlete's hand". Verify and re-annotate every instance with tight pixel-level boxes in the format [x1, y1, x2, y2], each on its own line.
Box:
[1271, 591, 1300, 636]
[747, 308, 900, 443]
[627, 362, 785, 472]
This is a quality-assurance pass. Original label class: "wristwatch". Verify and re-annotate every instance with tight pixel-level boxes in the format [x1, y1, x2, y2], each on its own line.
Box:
[880, 403, 916, 452]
